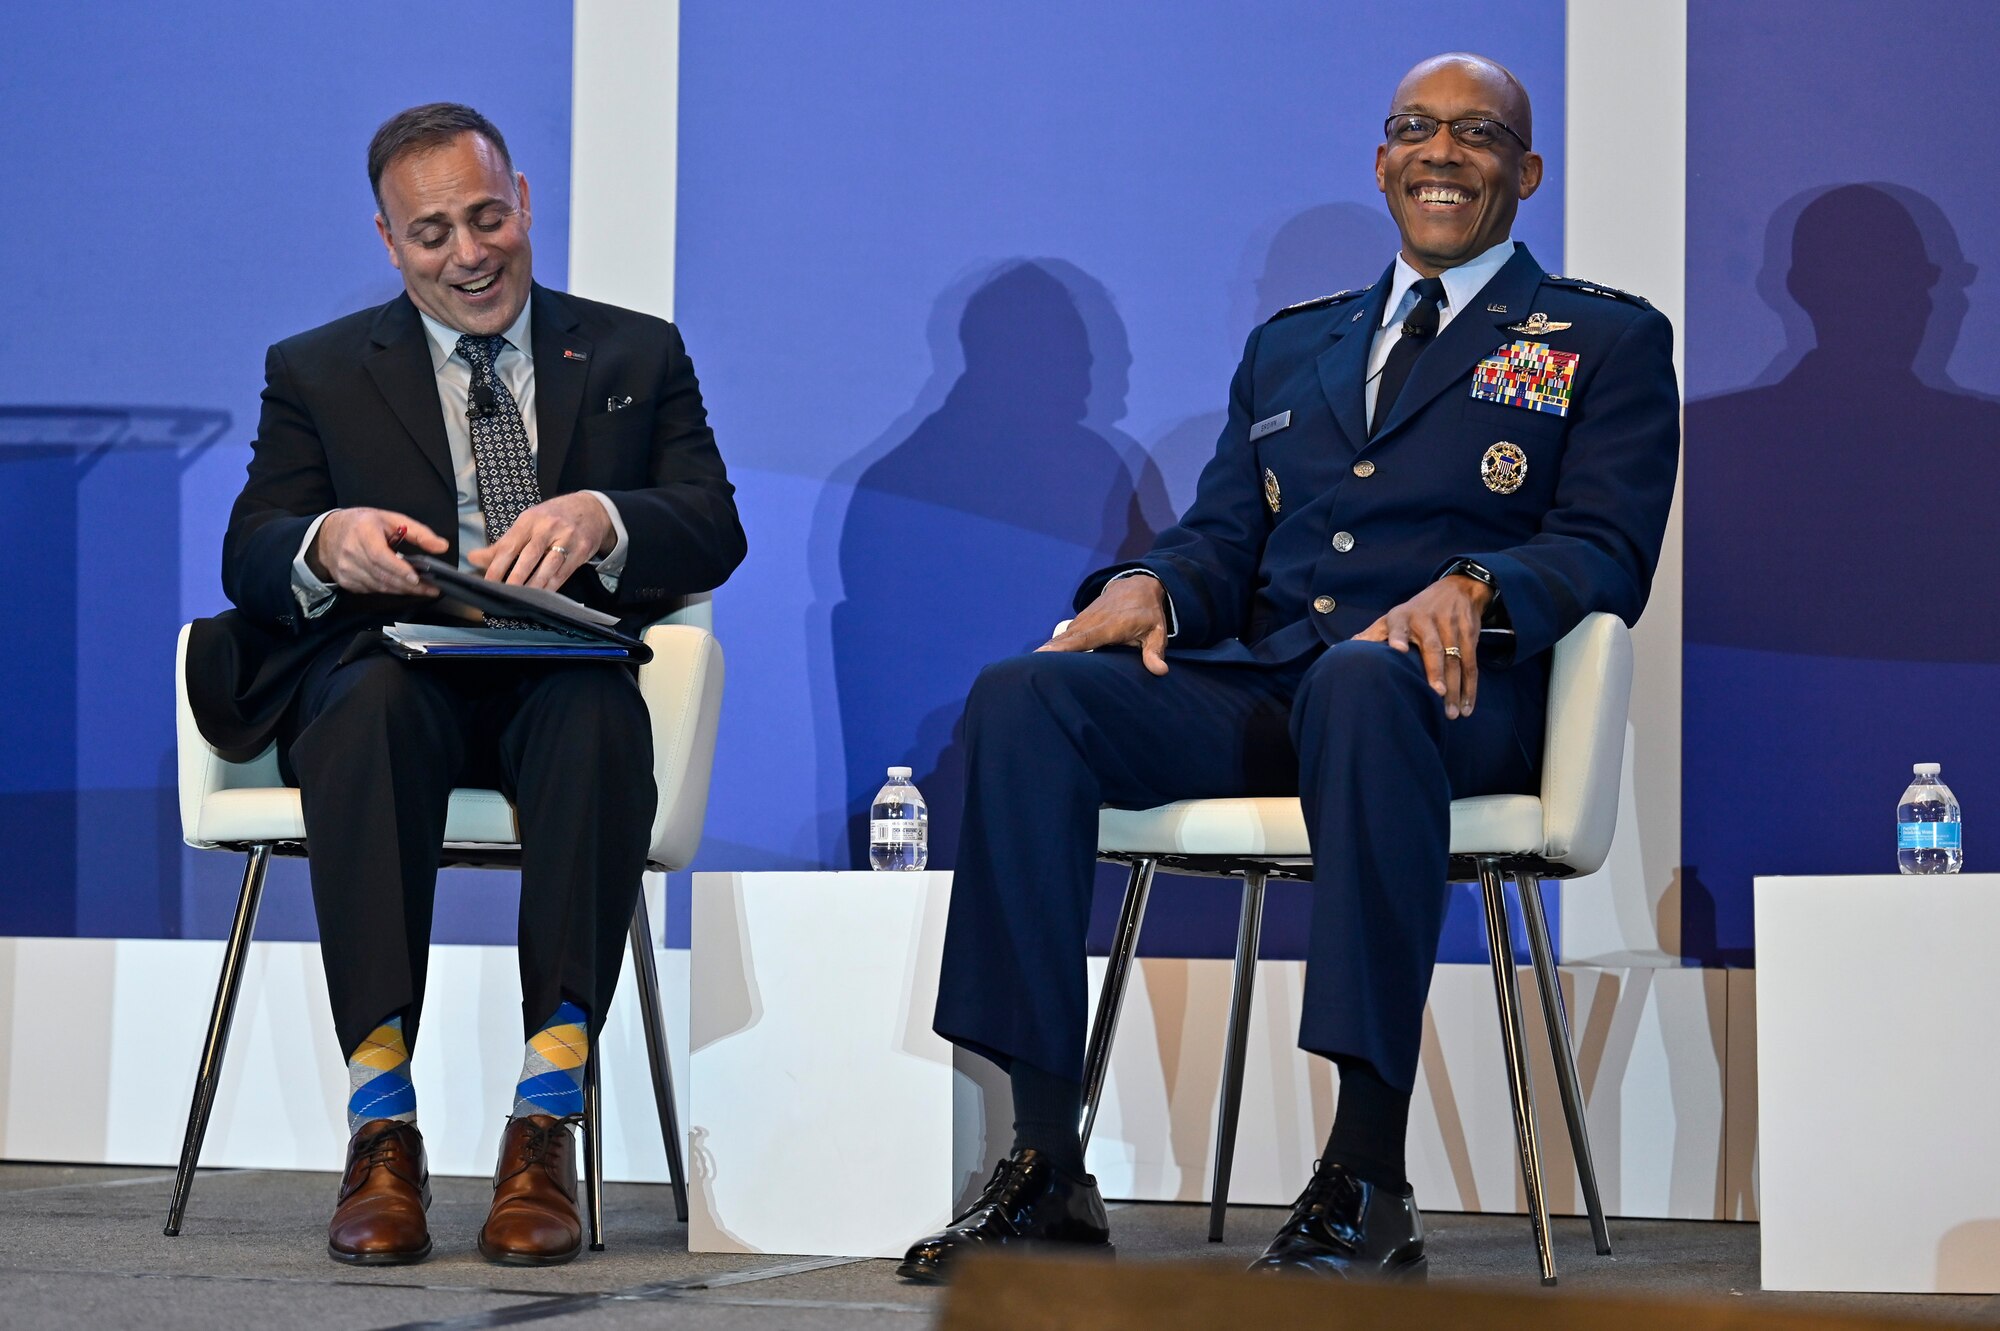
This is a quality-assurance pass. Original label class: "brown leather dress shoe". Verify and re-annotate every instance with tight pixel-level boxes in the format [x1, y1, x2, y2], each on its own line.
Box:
[478, 1114, 584, 1265]
[327, 1119, 432, 1265]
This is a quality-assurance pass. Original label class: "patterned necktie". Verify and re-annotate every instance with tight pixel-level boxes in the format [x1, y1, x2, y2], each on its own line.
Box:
[456, 334, 543, 628]
[456, 333, 542, 543]
[1370, 276, 1447, 435]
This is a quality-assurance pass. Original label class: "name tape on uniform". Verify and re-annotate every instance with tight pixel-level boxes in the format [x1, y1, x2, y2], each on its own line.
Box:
[1248, 410, 1292, 441]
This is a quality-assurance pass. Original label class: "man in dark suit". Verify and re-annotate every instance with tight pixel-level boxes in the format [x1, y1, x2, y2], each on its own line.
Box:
[187, 103, 744, 1267]
[900, 54, 1678, 1281]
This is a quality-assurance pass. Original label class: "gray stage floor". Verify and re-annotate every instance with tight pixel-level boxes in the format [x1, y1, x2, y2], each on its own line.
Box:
[2, 1162, 1996, 1329]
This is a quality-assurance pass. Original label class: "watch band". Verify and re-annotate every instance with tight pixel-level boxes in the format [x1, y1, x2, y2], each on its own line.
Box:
[1443, 558, 1497, 591]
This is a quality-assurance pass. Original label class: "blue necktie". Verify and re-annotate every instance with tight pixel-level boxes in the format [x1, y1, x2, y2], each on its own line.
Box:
[1371, 277, 1446, 435]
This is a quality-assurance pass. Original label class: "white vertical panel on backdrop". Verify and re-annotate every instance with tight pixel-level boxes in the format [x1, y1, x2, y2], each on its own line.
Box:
[1561, 0, 1689, 965]
[570, 0, 680, 320]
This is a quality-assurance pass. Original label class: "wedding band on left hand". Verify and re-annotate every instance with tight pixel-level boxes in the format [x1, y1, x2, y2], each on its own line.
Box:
[549, 544, 569, 559]
[1442, 645, 1462, 658]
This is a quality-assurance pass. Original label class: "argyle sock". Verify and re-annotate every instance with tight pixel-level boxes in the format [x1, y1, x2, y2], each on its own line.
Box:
[1008, 1059, 1088, 1178]
[346, 1016, 417, 1132]
[1324, 1056, 1411, 1192]
[513, 1001, 589, 1119]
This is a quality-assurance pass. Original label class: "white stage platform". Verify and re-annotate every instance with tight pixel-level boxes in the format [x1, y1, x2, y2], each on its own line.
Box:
[0, 877, 1758, 1228]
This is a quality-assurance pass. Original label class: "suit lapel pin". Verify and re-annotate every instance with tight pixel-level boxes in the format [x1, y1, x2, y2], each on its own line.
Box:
[1263, 468, 1282, 513]
[1505, 312, 1571, 335]
[1486, 303, 1508, 313]
[563, 348, 589, 361]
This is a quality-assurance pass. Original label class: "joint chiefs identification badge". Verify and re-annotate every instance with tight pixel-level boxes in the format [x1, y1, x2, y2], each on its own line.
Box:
[1471, 339, 1579, 417]
[1263, 468, 1282, 512]
[1482, 441, 1527, 494]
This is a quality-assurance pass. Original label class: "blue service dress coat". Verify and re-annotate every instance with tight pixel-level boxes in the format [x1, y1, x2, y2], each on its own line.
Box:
[1082, 241, 1679, 675]
[932, 242, 1680, 1092]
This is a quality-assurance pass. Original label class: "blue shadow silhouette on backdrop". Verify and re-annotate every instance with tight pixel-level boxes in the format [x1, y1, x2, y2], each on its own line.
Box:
[1682, 183, 2000, 962]
[813, 222, 1540, 965]
[830, 260, 1158, 875]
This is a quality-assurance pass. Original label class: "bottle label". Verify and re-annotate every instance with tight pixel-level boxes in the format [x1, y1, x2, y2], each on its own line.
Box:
[871, 820, 925, 845]
[1898, 822, 1962, 851]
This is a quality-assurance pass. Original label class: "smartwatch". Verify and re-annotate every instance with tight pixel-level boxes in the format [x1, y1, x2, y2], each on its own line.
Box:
[1442, 558, 1497, 592]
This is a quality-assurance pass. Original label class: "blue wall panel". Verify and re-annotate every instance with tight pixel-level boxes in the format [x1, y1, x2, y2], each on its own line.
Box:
[1683, 0, 2000, 962]
[0, 3, 573, 942]
[677, 4, 1566, 959]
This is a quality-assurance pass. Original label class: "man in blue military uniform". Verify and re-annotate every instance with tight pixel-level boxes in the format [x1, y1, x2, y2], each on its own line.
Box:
[898, 53, 1679, 1280]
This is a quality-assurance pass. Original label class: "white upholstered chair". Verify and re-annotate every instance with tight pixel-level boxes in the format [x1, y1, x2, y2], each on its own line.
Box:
[1077, 611, 1631, 1285]
[165, 601, 724, 1250]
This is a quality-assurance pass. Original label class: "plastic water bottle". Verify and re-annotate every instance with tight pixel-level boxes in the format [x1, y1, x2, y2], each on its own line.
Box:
[869, 766, 929, 870]
[1897, 762, 1962, 875]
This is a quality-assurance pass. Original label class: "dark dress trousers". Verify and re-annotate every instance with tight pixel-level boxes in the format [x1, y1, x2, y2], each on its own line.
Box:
[933, 244, 1680, 1092]
[187, 286, 745, 1054]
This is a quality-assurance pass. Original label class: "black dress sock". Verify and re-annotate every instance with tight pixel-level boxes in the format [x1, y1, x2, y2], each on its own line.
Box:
[1324, 1056, 1412, 1193]
[1008, 1060, 1087, 1178]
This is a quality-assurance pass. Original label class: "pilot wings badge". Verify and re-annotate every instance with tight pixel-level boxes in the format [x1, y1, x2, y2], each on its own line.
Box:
[1505, 312, 1572, 335]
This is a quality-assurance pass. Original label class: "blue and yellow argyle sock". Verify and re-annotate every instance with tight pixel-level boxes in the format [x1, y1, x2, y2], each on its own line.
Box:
[346, 1016, 417, 1132]
[513, 1001, 589, 1119]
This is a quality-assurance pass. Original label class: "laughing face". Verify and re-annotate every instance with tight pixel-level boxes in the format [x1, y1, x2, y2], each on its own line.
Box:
[1374, 56, 1542, 277]
[374, 131, 533, 336]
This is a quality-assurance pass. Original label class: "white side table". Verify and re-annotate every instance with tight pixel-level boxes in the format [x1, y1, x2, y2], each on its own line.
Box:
[1756, 873, 2000, 1292]
[688, 870, 966, 1258]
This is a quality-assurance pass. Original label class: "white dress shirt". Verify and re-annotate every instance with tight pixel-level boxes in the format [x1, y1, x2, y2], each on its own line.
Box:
[290, 294, 631, 615]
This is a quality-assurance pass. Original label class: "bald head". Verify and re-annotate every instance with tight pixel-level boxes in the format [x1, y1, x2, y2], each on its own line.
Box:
[1391, 53, 1532, 147]
[1375, 51, 1542, 276]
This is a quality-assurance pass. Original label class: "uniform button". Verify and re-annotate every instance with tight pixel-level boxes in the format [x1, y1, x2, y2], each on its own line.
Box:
[1331, 531, 1355, 552]
[1352, 460, 1376, 478]
[1313, 595, 1336, 614]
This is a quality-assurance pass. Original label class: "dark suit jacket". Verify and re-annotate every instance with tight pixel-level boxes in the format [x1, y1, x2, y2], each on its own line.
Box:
[188, 284, 747, 759]
[1079, 243, 1680, 672]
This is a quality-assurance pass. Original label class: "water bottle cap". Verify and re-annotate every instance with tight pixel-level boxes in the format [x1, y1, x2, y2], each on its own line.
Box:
[1914, 762, 1941, 776]
[887, 765, 913, 779]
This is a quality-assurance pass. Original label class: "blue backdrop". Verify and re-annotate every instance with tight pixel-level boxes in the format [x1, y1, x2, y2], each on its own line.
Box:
[0, 5, 1579, 967]
[675, 2, 1567, 959]
[0, 2, 573, 943]
[1681, 0, 2000, 963]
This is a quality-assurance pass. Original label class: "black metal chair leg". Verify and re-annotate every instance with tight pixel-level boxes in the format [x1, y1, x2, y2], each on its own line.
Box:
[582, 1053, 605, 1251]
[1080, 858, 1156, 1149]
[1514, 869, 1612, 1256]
[1479, 860, 1556, 1284]
[164, 844, 271, 1237]
[1208, 869, 1267, 1243]
[628, 890, 689, 1223]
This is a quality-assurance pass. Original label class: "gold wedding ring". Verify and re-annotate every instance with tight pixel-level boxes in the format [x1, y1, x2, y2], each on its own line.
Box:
[1442, 646, 1462, 658]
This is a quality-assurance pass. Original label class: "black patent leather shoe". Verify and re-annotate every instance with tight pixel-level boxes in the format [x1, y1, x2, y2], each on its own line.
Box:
[896, 1148, 1113, 1283]
[1247, 1160, 1426, 1281]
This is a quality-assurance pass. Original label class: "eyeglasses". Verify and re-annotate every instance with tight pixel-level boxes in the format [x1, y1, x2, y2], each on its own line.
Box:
[1383, 113, 1530, 152]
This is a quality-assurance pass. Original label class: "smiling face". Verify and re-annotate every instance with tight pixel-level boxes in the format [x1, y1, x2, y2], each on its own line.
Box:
[374, 131, 533, 335]
[1375, 56, 1542, 277]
